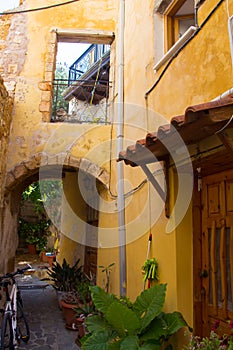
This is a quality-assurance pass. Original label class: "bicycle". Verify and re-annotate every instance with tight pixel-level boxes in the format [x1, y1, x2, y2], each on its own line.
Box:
[0, 265, 31, 349]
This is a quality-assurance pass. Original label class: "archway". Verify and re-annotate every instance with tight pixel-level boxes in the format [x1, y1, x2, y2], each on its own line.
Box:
[1, 152, 109, 273]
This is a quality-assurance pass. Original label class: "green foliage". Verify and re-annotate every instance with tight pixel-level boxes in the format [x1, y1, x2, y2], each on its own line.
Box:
[81, 284, 191, 350]
[22, 180, 62, 224]
[18, 217, 50, 250]
[184, 320, 233, 349]
[52, 62, 69, 115]
[46, 258, 84, 292]
[98, 262, 115, 292]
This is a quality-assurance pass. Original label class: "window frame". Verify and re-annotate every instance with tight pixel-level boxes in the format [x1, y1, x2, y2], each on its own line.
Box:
[153, 0, 197, 71]
[39, 29, 114, 122]
[164, 0, 195, 51]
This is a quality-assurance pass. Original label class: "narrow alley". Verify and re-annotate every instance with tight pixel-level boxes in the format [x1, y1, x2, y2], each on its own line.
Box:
[15, 254, 81, 350]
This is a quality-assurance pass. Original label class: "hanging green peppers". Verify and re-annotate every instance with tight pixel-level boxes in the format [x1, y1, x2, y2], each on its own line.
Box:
[142, 258, 159, 285]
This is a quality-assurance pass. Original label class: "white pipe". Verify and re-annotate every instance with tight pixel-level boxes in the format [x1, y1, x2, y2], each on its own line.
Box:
[117, 0, 126, 296]
[211, 87, 233, 101]
[153, 26, 198, 71]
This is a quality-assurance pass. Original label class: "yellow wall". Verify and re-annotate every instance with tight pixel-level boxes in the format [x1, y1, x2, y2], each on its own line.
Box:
[1, 0, 233, 343]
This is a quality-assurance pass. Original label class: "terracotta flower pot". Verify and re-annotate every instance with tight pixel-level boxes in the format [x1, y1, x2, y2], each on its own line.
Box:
[61, 299, 79, 330]
[27, 244, 37, 255]
[75, 316, 86, 338]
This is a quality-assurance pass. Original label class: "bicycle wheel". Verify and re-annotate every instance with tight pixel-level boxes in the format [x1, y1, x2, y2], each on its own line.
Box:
[16, 301, 30, 343]
[0, 313, 14, 350]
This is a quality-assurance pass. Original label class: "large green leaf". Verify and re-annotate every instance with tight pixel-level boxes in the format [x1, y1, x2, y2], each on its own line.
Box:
[82, 330, 116, 350]
[106, 302, 141, 337]
[85, 315, 112, 333]
[90, 286, 118, 314]
[159, 312, 192, 338]
[139, 316, 164, 341]
[141, 312, 191, 342]
[140, 340, 161, 350]
[120, 335, 139, 350]
[133, 284, 167, 331]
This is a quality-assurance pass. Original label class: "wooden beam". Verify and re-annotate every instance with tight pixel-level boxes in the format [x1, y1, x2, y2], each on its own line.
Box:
[140, 164, 166, 202]
[217, 130, 233, 156]
[54, 28, 115, 44]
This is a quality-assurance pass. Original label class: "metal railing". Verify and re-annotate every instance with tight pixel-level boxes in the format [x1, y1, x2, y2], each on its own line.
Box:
[51, 78, 111, 124]
[68, 44, 110, 84]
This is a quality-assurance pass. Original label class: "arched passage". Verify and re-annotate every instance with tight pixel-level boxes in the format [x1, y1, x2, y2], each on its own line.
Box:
[1, 152, 109, 273]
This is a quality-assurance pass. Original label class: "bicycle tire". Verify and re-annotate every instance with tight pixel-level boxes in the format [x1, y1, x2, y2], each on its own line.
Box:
[16, 301, 30, 343]
[0, 313, 14, 350]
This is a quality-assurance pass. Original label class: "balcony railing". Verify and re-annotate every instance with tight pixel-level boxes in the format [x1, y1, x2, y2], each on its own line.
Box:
[51, 44, 111, 124]
[68, 44, 110, 84]
[51, 78, 111, 124]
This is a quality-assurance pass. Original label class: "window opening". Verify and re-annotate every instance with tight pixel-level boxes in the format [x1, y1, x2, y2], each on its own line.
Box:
[51, 41, 111, 124]
[0, 0, 20, 12]
[165, 0, 195, 50]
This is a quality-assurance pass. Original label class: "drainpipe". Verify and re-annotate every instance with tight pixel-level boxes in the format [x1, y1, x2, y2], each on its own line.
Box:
[117, 0, 126, 296]
[211, 87, 233, 100]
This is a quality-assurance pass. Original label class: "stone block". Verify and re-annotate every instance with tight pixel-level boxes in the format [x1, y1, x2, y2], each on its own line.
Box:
[38, 82, 52, 91]
[97, 169, 109, 186]
[12, 163, 28, 180]
[41, 91, 51, 102]
[39, 101, 50, 112]
[66, 155, 81, 168]
[5, 172, 15, 189]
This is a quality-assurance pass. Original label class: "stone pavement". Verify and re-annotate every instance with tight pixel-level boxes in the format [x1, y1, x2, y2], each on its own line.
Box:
[14, 254, 81, 350]
[17, 286, 80, 350]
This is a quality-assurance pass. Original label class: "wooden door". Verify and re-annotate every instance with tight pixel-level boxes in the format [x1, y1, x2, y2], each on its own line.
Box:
[84, 203, 99, 280]
[201, 169, 233, 335]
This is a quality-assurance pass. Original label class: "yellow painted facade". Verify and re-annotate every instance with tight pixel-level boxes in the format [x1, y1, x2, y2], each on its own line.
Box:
[0, 0, 233, 344]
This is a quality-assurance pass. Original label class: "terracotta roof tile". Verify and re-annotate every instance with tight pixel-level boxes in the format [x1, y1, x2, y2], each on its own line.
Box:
[118, 94, 233, 166]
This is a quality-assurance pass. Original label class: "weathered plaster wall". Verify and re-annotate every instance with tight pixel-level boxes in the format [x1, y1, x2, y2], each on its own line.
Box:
[0, 0, 116, 273]
[0, 77, 13, 206]
[0, 77, 13, 273]
[1, 1, 232, 344]
[146, 0, 233, 116]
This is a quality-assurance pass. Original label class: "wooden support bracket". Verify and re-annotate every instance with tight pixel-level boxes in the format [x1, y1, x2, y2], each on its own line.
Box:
[140, 160, 170, 218]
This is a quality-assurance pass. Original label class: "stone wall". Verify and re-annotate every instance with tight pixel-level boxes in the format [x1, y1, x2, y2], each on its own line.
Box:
[0, 76, 13, 273]
[0, 76, 13, 207]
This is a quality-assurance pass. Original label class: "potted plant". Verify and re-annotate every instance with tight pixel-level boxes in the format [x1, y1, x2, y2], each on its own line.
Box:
[183, 320, 233, 349]
[18, 217, 50, 254]
[81, 283, 192, 350]
[74, 302, 96, 343]
[46, 258, 85, 328]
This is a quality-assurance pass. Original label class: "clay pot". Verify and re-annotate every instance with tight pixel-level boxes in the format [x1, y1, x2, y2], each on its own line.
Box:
[75, 316, 86, 338]
[61, 299, 79, 330]
[27, 244, 37, 255]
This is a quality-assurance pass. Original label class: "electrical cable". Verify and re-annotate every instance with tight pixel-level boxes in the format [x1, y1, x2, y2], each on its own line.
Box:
[0, 0, 80, 15]
[145, 0, 225, 99]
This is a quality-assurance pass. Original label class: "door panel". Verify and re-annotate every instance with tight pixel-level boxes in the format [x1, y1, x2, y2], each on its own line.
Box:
[201, 169, 233, 336]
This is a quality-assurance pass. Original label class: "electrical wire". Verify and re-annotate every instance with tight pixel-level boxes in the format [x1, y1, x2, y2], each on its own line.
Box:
[145, 0, 225, 99]
[0, 0, 80, 15]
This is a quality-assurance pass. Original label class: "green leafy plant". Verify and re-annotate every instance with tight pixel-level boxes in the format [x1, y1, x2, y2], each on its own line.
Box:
[98, 262, 115, 293]
[45, 258, 84, 292]
[19, 218, 50, 251]
[74, 301, 96, 318]
[184, 320, 233, 349]
[81, 283, 191, 350]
